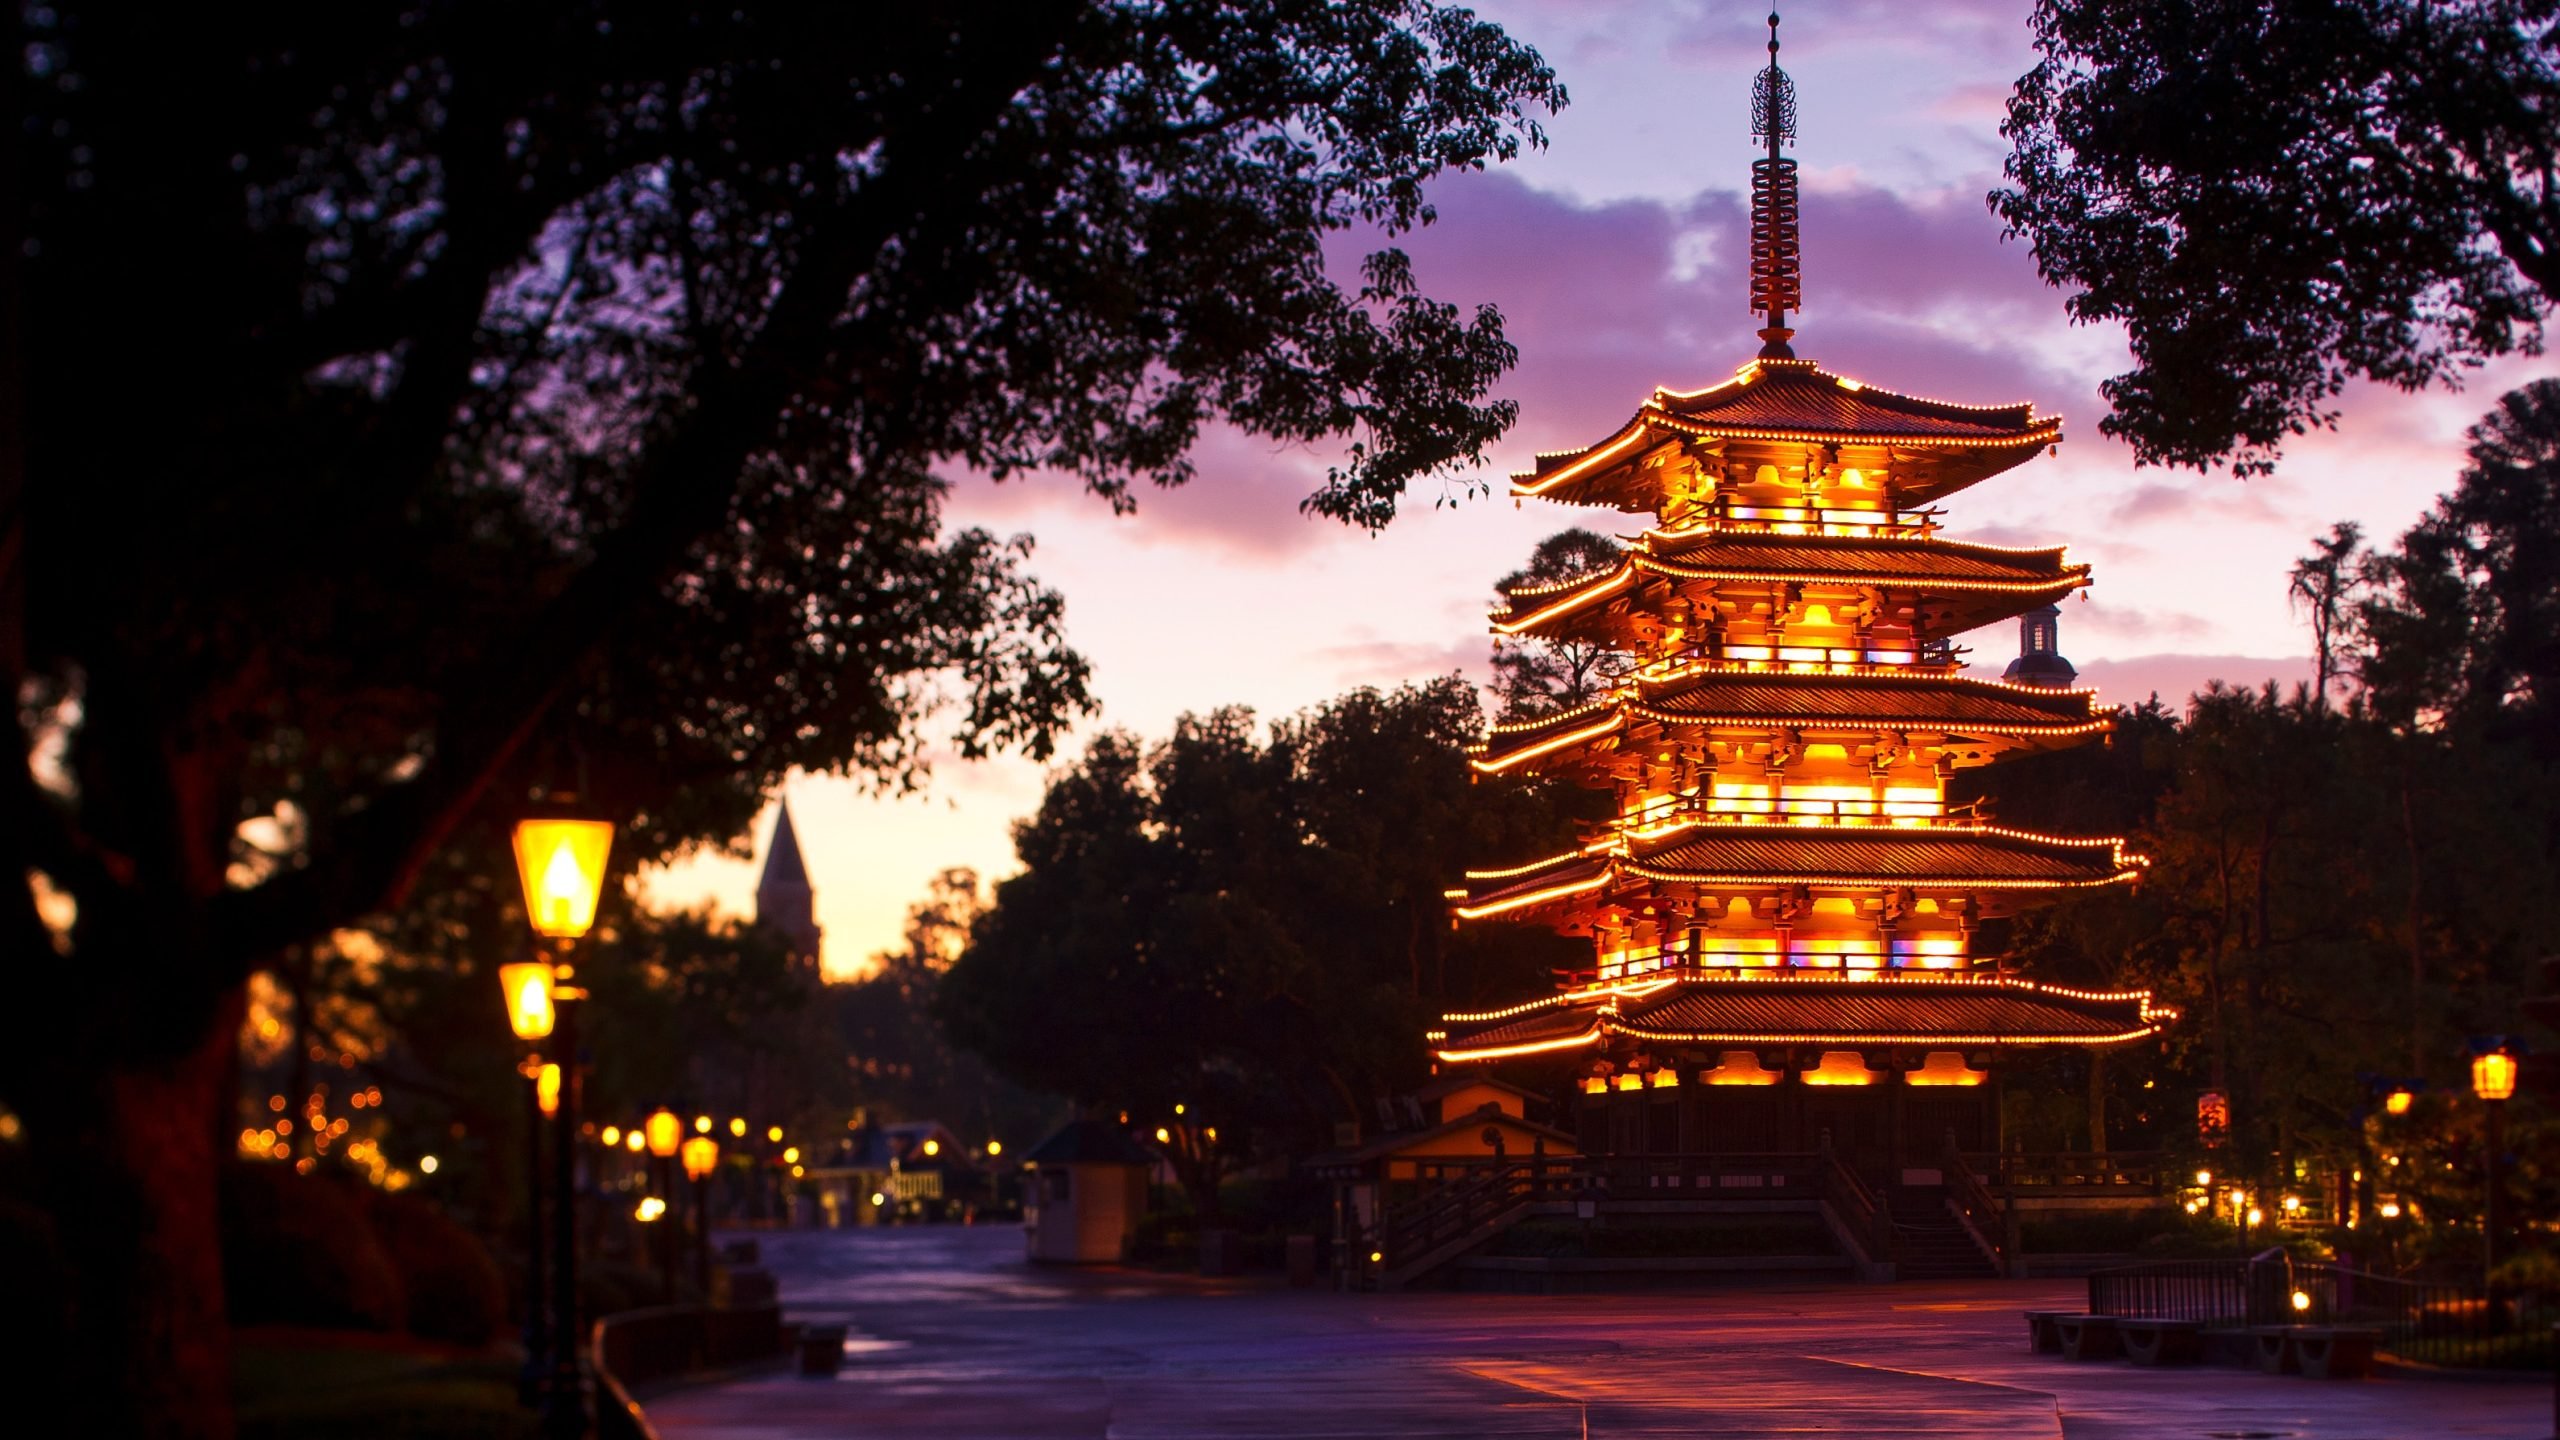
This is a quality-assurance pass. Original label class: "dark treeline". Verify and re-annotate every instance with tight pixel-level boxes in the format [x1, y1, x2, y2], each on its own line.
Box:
[1961, 381, 2560, 1264]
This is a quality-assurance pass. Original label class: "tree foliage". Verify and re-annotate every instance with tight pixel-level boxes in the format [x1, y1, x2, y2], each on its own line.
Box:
[937, 679, 1585, 1212]
[1994, 0, 2557, 475]
[1488, 527, 1629, 720]
[1, 3, 1564, 1427]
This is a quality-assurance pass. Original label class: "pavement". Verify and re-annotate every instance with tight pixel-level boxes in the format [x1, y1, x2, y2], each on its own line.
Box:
[645, 1225, 2555, 1439]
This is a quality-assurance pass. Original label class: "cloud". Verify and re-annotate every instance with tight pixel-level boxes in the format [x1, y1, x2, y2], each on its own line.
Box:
[2066, 599, 2214, 644]
[2106, 478, 2294, 530]
[1307, 635, 1491, 691]
[2071, 653, 2313, 710]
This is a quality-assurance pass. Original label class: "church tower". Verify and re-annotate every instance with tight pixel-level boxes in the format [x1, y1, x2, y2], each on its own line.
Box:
[755, 799, 822, 976]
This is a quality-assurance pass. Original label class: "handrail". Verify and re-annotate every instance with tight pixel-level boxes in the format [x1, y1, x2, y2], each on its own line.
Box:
[1941, 1140, 2006, 1274]
[1818, 1147, 1891, 1265]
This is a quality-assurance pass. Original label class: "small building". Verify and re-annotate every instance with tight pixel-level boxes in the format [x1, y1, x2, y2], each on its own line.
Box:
[1309, 1076, 1579, 1267]
[1023, 1120, 1156, 1264]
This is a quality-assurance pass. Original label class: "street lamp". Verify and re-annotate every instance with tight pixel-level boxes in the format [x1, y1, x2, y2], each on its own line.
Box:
[682, 1135, 720, 1299]
[497, 961, 556, 1407]
[647, 1107, 682, 1301]
[514, 809, 613, 1440]
[2472, 1047, 2517, 1280]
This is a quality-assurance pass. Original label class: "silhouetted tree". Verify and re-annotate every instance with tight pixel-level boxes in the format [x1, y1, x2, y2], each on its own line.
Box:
[1994, 0, 2557, 475]
[1489, 528, 1629, 719]
[2, 4, 1564, 1428]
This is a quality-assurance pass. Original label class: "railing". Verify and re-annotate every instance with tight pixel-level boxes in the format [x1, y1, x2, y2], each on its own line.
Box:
[1380, 1158, 1583, 1270]
[2293, 1264, 2560, 1370]
[1975, 1151, 2167, 1193]
[2088, 1256, 2560, 1369]
[2086, 1256, 2255, 1326]
[1942, 1143, 2006, 1274]
[1820, 1148, 1893, 1265]
[591, 1302, 787, 1440]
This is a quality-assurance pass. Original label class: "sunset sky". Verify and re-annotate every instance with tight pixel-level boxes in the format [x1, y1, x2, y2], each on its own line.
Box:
[645, 0, 2541, 979]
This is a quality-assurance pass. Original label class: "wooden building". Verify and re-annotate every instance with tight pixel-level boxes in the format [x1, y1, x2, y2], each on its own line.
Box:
[1430, 14, 2171, 1194]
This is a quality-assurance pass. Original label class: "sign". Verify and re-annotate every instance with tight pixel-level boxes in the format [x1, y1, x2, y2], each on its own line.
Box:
[2197, 1091, 2229, 1148]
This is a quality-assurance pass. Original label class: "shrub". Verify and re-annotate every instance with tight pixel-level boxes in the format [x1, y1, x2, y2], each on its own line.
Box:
[222, 1162, 404, 1332]
[365, 1191, 507, 1346]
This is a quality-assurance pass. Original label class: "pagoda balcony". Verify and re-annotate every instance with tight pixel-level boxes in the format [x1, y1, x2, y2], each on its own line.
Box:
[1702, 498, 1940, 536]
[1581, 936, 1975, 985]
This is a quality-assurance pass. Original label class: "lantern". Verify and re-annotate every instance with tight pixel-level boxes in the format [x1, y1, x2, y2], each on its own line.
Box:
[624, 1129, 646, 1153]
[2383, 1088, 2414, 1116]
[694, 1114, 712, 1134]
[681, 1135, 719, 1182]
[729, 1117, 748, 1138]
[535, 1063, 562, 1119]
[512, 817, 615, 939]
[2472, 1050, 2518, 1103]
[645, 1108, 682, 1158]
[497, 962, 556, 1040]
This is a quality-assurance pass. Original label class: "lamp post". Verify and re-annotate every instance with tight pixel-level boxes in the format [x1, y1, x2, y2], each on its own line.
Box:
[2472, 1047, 2518, 1282]
[498, 962, 556, 1406]
[682, 1135, 719, 1300]
[645, 1107, 682, 1302]
[515, 812, 614, 1440]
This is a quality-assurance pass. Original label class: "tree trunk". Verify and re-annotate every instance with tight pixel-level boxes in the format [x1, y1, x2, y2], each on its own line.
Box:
[26, 986, 241, 1440]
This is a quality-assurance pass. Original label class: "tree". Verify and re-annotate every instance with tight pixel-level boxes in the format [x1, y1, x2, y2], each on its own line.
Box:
[1489, 528, 1629, 719]
[938, 679, 1584, 1212]
[2291, 522, 2368, 709]
[1993, 0, 2557, 475]
[2355, 378, 2560, 744]
[2, 6, 1565, 1430]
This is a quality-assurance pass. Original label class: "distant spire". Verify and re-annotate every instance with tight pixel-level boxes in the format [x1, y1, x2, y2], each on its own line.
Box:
[754, 798, 821, 969]
[1749, 9, 1802, 359]
[2002, 604, 2078, 688]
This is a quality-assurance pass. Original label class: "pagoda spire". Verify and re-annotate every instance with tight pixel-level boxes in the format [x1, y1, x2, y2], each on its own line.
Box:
[1749, 9, 1802, 360]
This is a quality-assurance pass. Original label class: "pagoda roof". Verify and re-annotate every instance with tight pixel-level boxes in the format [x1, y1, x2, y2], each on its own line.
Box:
[1476, 669, 2109, 774]
[1432, 972, 2170, 1062]
[1492, 531, 2088, 644]
[1513, 358, 2062, 511]
[1454, 823, 2142, 922]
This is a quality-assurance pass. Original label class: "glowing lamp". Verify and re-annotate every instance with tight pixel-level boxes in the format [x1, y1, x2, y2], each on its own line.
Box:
[511, 817, 615, 939]
[624, 1129, 646, 1154]
[870, 1191, 887, 1207]
[680, 1135, 718, 1181]
[2384, 1089, 2414, 1116]
[729, 1117, 748, 1138]
[782, 1146, 800, 1164]
[600, 1125, 622, 1148]
[420, 1154, 439, 1175]
[1154, 1127, 1172, 1144]
[2379, 1201, 2402, 1219]
[694, 1115, 712, 1134]
[536, 1063, 561, 1119]
[986, 1140, 1002, 1157]
[645, 1108, 682, 1158]
[2246, 1206, 2264, 1226]
[922, 1138, 940, 1157]
[2472, 1050, 2517, 1102]
[2290, 1289, 2311, 1313]
[767, 1125, 784, 1144]
[634, 1196, 666, 1222]
[498, 962, 556, 1040]
[2194, 1170, 2212, 1187]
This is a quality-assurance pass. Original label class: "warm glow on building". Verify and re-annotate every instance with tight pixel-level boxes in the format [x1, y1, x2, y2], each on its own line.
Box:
[1424, 10, 2166, 1189]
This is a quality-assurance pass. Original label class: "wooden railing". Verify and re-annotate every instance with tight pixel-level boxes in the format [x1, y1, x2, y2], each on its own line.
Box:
[1819, 1147, 1892, 1265]
[1942, 1141, 2007, 1274]
[1971, 1150, 2167, 1193]
[1380, 1157, 1583, 1270]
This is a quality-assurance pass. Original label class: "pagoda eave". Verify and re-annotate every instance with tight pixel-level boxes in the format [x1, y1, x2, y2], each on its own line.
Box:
[1432, 972, 2172, 1064]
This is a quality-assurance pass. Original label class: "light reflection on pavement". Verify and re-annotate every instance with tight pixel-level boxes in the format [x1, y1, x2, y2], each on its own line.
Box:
[642, 1225, 2550, 1439]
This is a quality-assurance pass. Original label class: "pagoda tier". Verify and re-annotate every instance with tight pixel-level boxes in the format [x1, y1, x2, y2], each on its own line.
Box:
[1492, 528, 2089, 654]
[1514, 358, 2061, 516]
[1429, 972, 2168, 1064]
[1474, 669, 2111, 779]
[1451, 821, 2142, 975]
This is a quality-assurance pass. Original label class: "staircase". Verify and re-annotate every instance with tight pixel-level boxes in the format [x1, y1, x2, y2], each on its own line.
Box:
[1887, 1185, 2001, 1280]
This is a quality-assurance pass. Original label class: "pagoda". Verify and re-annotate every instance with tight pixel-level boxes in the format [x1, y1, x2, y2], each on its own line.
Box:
[1429, 15, 2170, 1180]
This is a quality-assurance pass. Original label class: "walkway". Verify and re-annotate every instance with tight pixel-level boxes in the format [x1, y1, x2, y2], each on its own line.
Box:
[648, 1226, 2550, 1439]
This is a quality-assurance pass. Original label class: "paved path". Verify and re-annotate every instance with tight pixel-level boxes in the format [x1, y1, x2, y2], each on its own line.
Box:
[647, 1227, 2551, 1439]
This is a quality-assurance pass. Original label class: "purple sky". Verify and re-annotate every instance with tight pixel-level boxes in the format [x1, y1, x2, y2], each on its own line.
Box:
[646, 1, 2539, 978]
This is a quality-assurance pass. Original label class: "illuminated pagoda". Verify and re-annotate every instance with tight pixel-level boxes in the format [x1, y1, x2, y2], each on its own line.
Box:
[1429, 15, 2169, 1180]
